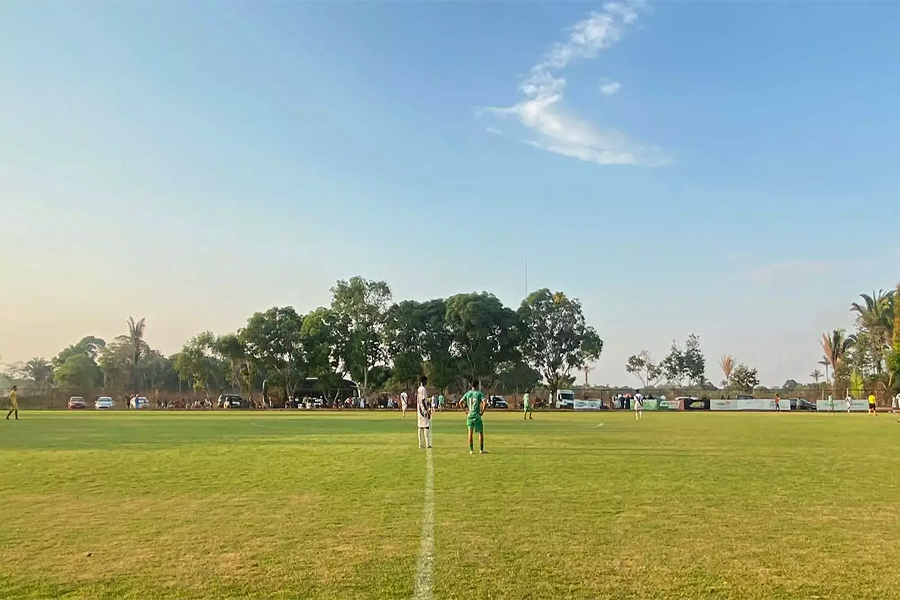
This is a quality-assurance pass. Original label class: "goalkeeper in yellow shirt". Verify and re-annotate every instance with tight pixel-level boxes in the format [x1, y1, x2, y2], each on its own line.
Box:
[7, 385, 19, 420]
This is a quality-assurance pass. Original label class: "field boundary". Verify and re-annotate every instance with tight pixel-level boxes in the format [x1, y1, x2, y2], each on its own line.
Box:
[412, 447, 435, 600]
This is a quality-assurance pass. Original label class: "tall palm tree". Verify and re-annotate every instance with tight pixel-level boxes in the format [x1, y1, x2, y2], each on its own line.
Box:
[818, 357, 831, 385]
[719, 355, 735, 388]
[117, 317, 148, 393]
[810, 368, 823, 400]
[821, 329, 854, 393]
[810, 368, 822, 384]
[851, 289, 895, 348]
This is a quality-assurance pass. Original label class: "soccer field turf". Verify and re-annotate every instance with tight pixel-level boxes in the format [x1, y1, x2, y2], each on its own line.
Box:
[1, 411, 898, 600]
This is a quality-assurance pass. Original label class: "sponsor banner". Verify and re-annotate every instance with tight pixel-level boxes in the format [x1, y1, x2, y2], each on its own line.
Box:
[573, 399, 603, 411]
[710, 399, 738, 411]
[642, 399, 659, 410]
[816, 399, 869, 412]
[659, 399, 684, 411]
[683, 398, 709, 411]
[735, 399, 792, 411]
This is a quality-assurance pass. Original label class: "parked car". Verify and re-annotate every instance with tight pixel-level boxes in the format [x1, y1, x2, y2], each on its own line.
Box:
[94, 396, 114, 410]
[218, 394, 248, 409]
[129, 396, 150, 409]
[488, 396, 508, 409]
[790, 398, 816, 411]
[68, 396, 87, 410]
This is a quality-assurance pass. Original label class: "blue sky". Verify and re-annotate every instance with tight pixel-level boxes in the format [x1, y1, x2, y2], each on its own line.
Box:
[1, 1, 898, 386]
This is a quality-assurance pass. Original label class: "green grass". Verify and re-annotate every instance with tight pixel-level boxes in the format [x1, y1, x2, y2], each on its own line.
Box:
[1, 410, 899, 599]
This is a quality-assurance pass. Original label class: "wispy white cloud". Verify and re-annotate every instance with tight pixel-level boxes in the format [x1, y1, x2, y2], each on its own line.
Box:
[485, 126, 502, 135]
[599, 78, 621, 96]
[747, 260, 833, 284]
[482, 1, 669, 167]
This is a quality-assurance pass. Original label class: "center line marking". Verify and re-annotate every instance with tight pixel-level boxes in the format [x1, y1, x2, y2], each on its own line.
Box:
[412, 447, 434, 600]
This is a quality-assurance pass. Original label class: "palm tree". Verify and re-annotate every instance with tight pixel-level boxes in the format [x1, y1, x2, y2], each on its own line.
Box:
[810, 368, 822, 384]
[23, 357, 53, 394]
[821, 329, 854, 394]
[818, 357, 830, 384]
[719, 355, 735, 388]
[116, 317, 148, 393]
[810, 368, 823, 400]
[851, 289, 895, 348]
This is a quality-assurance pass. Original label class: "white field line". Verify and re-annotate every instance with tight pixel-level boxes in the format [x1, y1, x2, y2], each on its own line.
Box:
[412, 448, 435, 600]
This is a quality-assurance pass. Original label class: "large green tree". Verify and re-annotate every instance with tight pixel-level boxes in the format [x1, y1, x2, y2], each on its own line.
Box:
[329, 277, 392, 399]
[241, 306, 308, 400]
[173, 332, 226, 398]
[518, 289, 603, 406]
[300, 307, 345, 402]
[730, 363, 759, 393]
[661, 334, 706, 387]
[54, 354, 102, 390]
[52, 336, 106, 368]
[446, 292, 519, 386]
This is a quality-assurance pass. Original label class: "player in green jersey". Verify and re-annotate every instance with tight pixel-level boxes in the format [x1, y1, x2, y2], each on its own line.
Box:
[523, 391, 533, 420]
[458, 379, 486, 454]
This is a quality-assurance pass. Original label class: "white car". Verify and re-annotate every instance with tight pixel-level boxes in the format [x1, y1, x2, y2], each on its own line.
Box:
[95, 397, 114, 410]
[129, 396, 150, 409]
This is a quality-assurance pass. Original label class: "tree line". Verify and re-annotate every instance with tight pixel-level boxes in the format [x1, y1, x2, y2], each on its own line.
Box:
[624, 284, 900, 398]
[7, 279, 897, 402]
[3, 278, 603, 404]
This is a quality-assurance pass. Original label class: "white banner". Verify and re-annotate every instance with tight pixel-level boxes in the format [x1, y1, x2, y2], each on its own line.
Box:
[573, 399, 603, 411]
[710, 399, 738, 411]
[816, 399, 869, 412]
[735, 398, 791, 411]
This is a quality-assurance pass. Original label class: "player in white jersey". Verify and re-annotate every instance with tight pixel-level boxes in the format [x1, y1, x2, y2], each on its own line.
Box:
[634, 390, 644, 420]
[416, 376, 433, 449]
[400, 390, 408, 418]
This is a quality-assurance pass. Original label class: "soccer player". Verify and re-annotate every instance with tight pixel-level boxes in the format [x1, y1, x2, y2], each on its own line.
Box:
[774, 394, 781, 412]
[828, 394, 835, 413]
[459, 380, 486, 454]
[634, 389, 644, 420]
[868, 392, 877, 416]
[6, 385, 18, 420]
[417, 376, 432, 449]
[523, 391, 533, 420]
[437, 394, 444, 411]
[845, 393, 853, 413]
[400, 390, 408, 418]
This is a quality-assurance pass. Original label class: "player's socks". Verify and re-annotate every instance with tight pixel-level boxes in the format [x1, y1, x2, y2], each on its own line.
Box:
[426, 428, 433, 448]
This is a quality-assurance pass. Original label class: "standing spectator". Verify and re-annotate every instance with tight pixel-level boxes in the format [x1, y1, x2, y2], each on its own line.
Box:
[417, 376, 432, 449]
[6, 385, 19, 420]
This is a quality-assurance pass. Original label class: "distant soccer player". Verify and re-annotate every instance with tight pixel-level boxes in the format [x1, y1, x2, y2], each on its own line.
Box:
[868, 392, 877, 416]
[417, 376, 432, 449]
[400, 390, 408, 418]
[828, 394, 835, 413]
[523, 391, 533, 420]
[459, 380, 486, 454]
[6, 385, 18, 420]
[845, 393, 853, 413]
[774, 394, 781, 412]
[634, 389, 644, 420]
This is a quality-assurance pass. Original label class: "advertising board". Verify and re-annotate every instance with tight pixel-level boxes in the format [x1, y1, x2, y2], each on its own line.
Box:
[573, 399, 603, 411]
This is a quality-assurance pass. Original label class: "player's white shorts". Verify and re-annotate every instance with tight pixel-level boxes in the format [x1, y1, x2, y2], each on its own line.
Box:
[418, 414, 431, 429]
[401, 400, 408, 410]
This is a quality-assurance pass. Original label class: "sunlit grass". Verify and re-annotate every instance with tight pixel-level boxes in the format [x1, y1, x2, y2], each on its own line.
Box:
[1, 410, 898, 599]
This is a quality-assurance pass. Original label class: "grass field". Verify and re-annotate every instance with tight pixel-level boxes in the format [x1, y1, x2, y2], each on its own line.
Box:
[1, 410, 899, 600]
